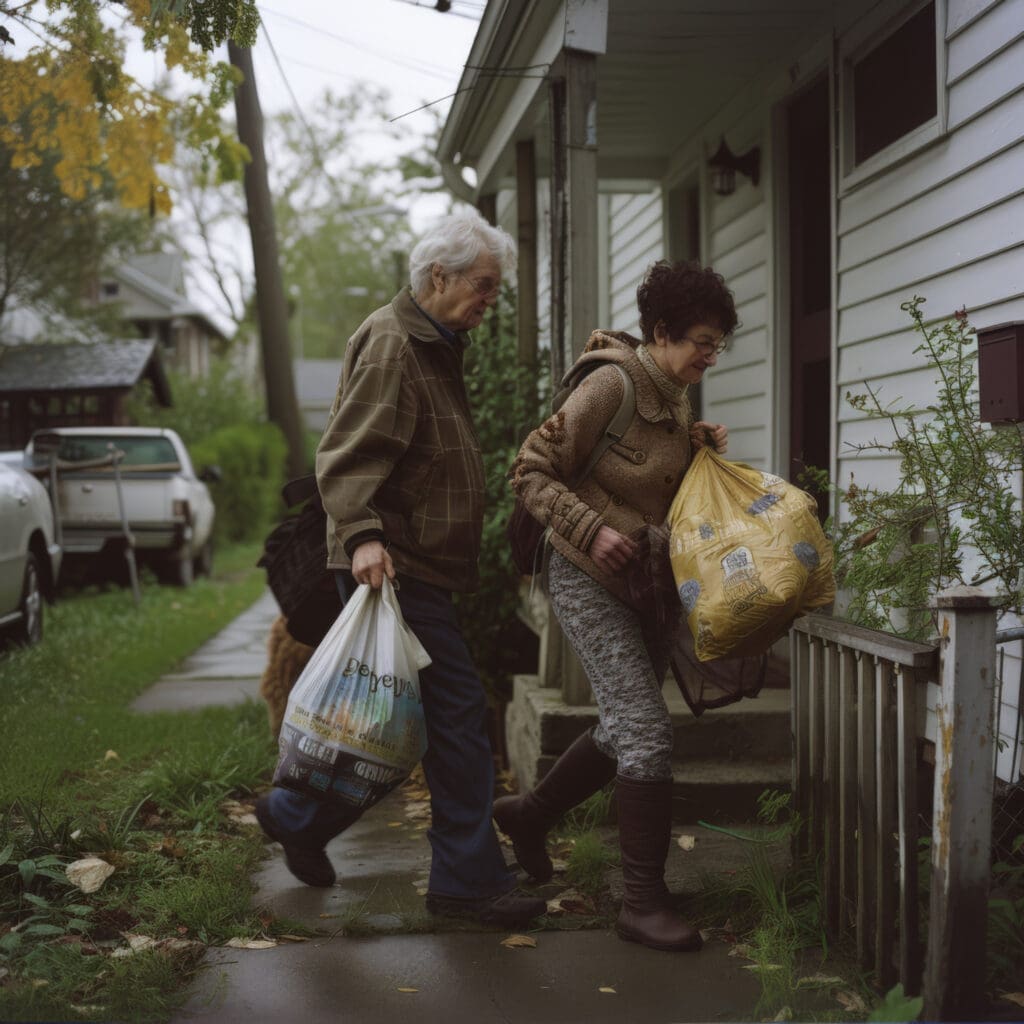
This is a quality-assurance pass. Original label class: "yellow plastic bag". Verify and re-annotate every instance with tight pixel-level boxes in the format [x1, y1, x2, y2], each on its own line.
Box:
[667, 448, 835, 661]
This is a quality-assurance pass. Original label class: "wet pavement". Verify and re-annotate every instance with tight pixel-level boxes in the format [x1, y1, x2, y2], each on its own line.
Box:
[135, 590, 771, 1024]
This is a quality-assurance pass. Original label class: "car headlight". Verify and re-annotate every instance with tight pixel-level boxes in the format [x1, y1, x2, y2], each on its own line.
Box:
[172, 499, 191, 523]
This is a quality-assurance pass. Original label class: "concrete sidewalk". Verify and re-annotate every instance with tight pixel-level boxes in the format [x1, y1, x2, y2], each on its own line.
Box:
[134, 590, 770, 1024]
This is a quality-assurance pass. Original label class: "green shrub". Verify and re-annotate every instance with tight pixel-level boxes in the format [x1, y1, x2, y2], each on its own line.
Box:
[455, 288, 547, 699]
[191, 422, 287, 546]
[125, 358, 265, 445]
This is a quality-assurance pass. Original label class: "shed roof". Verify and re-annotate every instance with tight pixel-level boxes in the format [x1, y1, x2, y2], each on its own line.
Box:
[0, 338, 172, 405]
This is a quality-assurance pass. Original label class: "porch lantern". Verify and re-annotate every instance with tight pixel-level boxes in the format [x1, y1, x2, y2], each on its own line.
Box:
[708, 137, 761, 196]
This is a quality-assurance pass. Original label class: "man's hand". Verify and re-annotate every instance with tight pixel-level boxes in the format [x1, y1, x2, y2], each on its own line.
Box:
[691, 420, 729, 454]
[351, 540, 395, 589]
[589, 525, 638, 573]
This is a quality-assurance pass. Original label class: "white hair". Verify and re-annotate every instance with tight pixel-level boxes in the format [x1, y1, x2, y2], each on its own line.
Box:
[408, 207, 517, 294]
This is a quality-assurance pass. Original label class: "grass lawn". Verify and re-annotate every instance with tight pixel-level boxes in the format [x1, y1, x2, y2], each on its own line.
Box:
[0, 543, 290, 1023]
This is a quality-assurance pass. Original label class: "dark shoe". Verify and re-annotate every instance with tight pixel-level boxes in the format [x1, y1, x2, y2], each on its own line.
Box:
[425, 888, 547, 927]
[493, 730, 617, 883]
[614, 775, 702, 953]
[255, 794, 336, 887]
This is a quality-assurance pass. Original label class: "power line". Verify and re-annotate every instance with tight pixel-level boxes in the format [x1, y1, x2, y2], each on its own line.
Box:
[258, 4, 458, 81]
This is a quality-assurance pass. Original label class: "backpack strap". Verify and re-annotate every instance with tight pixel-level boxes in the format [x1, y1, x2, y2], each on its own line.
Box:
[569, 362, 636, 488]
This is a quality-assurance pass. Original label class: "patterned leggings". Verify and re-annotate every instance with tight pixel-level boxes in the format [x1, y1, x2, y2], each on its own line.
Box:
[548, 550, 675, 781]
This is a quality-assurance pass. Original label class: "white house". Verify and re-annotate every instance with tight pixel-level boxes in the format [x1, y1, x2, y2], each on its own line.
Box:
[439, 0, 1024, 783]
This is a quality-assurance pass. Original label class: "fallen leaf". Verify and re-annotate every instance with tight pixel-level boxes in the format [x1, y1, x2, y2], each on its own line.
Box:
[31, 979, 49, 988]
[66, 857, 115, 894]
[1000, 993, 1024, 1008]
[318, 913, 336, 919]
[387, 822, 404, 828]
[835, 990, 869, 1013]
[500, 934, 537, 949]
[226, 937, 277, 949]
[415, 887, 428, 896]
[155, 836, 187, 859]
[126, 934, 158, 952]
[397, 987, 419, 993]
[104, 750, 119, 761]
[549, 857, 569, 872]
[796, 973, 844, 989]
[742, 963, 783, 971]
[278, 934, 310, 943]
[598, 986, 616, 994]
[728, 943, 754, 959]
[545, 889, 595, 916]
[771, 1006, 793, 1021]
[676, 833, 696, 851]
[70, 828, 82, 841]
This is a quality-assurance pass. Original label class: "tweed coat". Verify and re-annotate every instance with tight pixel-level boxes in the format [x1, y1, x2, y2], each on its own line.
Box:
[511, 331, 694, 608]
[316, 289, 485, 592]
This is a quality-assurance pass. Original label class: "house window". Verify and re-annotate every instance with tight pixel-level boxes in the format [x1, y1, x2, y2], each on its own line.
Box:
[102, 282, 120, 297]
[853, 3, 936, 164]
[840, 0, 945, 187]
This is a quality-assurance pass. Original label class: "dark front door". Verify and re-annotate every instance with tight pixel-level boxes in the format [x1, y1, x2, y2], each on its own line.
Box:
[787, 77, 831, 517]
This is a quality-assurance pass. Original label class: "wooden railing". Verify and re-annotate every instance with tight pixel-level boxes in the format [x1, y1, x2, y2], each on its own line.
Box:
[790, 587, 999, 1021]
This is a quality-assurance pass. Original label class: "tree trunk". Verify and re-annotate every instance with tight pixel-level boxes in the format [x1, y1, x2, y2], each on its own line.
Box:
[228, 41, 306, 480]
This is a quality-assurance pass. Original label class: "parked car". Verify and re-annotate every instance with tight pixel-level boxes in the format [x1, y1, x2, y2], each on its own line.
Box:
[0, 462, 62, 644]
[25, 427, 218, 587]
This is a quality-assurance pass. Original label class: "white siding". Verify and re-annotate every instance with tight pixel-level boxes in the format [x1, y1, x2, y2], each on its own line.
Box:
[606, 189, 664, 333]
[705, 181, 772, 468]
[835, 0, 1024, 781]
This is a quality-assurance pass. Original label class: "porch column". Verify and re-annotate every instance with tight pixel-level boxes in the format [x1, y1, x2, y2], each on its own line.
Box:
[515, 138, 539, 386]
[549, 47, 599, 707]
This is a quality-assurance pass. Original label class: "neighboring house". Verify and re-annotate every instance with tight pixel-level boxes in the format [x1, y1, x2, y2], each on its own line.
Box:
[293, 358, 343, 434]
[440, 0, 1024, 782]
[99, 251, 228, 379]
[0, 339, 171, 449]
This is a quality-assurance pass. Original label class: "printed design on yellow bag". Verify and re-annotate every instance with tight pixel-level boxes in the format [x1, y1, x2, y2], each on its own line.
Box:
[720, 546, 769, 615]
[273, 578, 431, 809]
[667, 448, 835, 661]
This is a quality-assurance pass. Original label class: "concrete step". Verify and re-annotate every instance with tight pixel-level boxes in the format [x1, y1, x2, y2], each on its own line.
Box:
[504, 675, 793, 824]
[670, 757, 791, 825]
[506, 675, 791, 764]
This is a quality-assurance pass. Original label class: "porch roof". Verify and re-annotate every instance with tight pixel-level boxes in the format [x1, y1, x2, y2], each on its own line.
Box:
[439, 0, 832, 196]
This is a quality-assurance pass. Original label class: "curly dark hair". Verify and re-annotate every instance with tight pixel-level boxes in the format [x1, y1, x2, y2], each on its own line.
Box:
[636, 260, 738, 344]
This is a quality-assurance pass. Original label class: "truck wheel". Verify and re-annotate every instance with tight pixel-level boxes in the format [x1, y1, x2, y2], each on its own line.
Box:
[161, 549, 194, 587]
[14, 553, 43, 645]
[193, 539, 214, 577]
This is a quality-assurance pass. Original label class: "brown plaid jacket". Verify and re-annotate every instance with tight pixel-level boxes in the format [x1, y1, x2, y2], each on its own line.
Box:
[316, 289, 485, 592]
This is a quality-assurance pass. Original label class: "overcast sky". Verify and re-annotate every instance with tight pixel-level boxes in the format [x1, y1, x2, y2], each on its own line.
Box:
[122, 0, 483, 328]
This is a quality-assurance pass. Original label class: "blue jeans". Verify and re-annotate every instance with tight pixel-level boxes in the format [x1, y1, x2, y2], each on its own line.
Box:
[266, 571, 515, 900]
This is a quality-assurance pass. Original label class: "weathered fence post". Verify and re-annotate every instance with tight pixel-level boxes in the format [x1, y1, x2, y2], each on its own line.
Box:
[923, 586, 998, 1021]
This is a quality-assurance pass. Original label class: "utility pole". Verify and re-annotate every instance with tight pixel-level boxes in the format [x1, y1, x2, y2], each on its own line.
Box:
[228, 41, 306, 479]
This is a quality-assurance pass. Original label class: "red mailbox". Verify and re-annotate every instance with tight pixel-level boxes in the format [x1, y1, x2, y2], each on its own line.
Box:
[977, 322, 1024, 423]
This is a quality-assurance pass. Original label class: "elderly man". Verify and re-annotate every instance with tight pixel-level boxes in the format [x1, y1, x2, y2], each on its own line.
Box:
[256, 209, 545, 928]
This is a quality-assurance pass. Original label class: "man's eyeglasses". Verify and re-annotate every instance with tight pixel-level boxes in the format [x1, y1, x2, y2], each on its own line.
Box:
[457, 272, 501, 299]
[682, 334, 728, 356]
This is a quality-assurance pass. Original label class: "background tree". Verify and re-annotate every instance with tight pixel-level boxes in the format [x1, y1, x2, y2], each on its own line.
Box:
[0, 0, 254, 215]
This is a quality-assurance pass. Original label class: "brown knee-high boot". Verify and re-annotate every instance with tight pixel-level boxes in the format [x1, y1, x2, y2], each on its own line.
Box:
[493, 730, 616, 883]
[615, 775, 702, 952]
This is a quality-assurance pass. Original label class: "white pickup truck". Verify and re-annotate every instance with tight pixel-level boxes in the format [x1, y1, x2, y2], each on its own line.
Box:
[25, 427, 218, 586]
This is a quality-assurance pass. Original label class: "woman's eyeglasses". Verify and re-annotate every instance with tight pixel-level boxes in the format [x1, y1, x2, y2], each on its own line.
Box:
[682, 334, 728, 356]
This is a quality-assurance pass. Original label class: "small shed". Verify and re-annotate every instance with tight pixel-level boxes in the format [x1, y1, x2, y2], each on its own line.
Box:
[0, 338, 171, 449]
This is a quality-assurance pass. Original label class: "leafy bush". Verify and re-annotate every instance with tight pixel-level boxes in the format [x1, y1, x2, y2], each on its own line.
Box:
[191, 422, 287, 546]
[455, 289, 547, 698]
[830, 298, 1024, 640]
[125, 358, 265, 446]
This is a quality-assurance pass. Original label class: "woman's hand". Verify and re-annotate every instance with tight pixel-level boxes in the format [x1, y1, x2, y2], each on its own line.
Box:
[589, 525, 638, 573]
[351, 540, 395, 589]
[691, 420, 729, 454]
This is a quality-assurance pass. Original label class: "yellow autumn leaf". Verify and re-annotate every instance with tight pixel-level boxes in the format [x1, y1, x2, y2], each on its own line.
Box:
[397, 987, 419, 993]
[500, 934, 537, 949]
[598, 986, 616, 994]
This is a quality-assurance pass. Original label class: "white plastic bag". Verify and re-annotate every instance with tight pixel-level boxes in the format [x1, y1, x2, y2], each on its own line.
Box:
[273, 578, 431, 809]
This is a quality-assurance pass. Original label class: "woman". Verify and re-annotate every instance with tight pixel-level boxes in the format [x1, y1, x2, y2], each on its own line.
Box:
[497, 259, 737, 952]
[257, 208, 546, 929]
